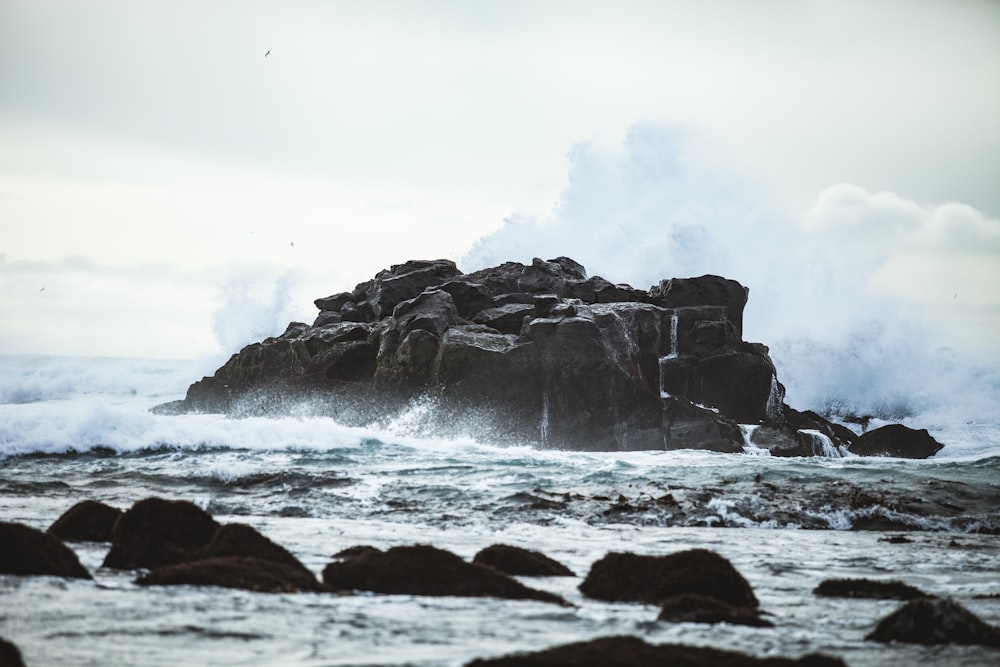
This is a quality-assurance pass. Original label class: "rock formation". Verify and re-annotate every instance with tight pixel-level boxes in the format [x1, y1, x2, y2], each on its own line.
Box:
[156, 257, 941, 456]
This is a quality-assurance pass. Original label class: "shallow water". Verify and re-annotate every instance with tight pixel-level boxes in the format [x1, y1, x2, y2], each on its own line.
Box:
[1, 356, 999, 666]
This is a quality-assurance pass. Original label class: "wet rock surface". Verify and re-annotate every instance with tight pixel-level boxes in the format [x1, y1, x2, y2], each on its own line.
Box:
[867, 597, 1000, 646]
[472, 544, 575, 577]
[0, 637, 26, 667]
[0, 522, 92, 580]
[103, 497, 220, 569]
[137, 556, 323, 593]
[579, 548, 758, 607]
[465, 635, 847, 666]
[322, 544, 569, 605]
[813, 578, 927, 600]
[46, 499, 122, 542]
[657, 593, 774, 627]
[850, 424, 945, 459]
[156, 256, 938, 456]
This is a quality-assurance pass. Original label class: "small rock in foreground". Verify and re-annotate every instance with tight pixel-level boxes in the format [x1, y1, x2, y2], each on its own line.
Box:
[47, 500, 122, 542]
[465, 635, 846, 666]
[136, 556, 323, 593]
[0, 522, 92, 580]
[658, 593, 773, 627]
[473, 544, 575, 577]
[0, 636, 27, 667]
[579, 548, 757, 607]
[813, 578, 927, 600]
[867, 597, 1000, 647]
[322, 544, 568, 605]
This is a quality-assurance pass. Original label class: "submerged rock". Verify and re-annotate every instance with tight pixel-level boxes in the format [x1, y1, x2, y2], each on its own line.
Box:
[322, 544, 568, 605]
[472, 544, 575, 577]
[850, 424, 944, 459]
[657, 593, 773, 627]
[0, 522, 92, 579]
[465, 635, 846, 666]
[867, 597, 1000, 646]
[137, 556, 322, 593]
[579, 548, 758, 607]
[103, 497, 219, 569]
[47, 499, 122, 542]
[813, 578, 927, 600]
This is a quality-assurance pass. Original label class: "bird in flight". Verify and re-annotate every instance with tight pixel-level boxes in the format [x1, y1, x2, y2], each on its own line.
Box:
[265, 50, 271, 57]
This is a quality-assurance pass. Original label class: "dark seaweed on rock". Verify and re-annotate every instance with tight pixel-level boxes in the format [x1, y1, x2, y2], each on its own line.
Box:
[813, 578, 927, 600]
[472, 544, 575, 577]
[465, 635, 847, 666]
[47, 500, 122, 542]
[579, 548, 758, 607]
[0, 522, 92, 580]
[322, 544, 569, 605]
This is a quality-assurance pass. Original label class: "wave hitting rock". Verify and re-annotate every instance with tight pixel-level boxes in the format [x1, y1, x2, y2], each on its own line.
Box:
[155, 257, 943, 457]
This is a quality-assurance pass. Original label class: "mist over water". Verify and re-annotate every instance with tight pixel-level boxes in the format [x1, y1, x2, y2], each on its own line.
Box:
[463, 124, 1000, 432]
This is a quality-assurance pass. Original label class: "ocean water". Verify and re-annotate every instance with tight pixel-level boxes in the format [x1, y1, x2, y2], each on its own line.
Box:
[1, 355, 999, 666]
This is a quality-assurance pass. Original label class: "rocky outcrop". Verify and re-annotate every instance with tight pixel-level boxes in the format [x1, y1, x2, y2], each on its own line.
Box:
[321, 544, 568, 605]
[867, 597, 1000, 646]
[0, 522, 92, 579]
[47, 500, 122, 542]
[578, 548, 758, 607]
[472, 544, 575, 577]
[849, 424, 944, 459]
[465, 636, 847, 667]
[157, 257, 942, 456]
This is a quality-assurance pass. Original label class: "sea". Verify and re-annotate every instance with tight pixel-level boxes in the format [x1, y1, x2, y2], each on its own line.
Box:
[1, 354, 998, 667]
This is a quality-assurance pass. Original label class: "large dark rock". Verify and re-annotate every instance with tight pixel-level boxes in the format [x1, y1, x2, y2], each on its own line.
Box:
[0, 637, 26, 667]
[658, 593, 773, 627]
[321, 544, 567, 605]
[136, 556, 322, 593]
[867, 597, 1000, 646]
[196, 523, 312, 577]
[850, 424, 944, 459]
[813, 578, 926, 600]
[466, 636, 846, 667]
[0, 522, 92, 579]
[579, 548, 758, 607]
[157, 256, 945, 455]
[103, 497, 219, 569]
[47, 500, 122, 542]
[472, 544, 575, 577]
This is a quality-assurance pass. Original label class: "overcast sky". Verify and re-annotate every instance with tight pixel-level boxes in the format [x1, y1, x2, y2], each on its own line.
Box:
[1, 0, 998, 372]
